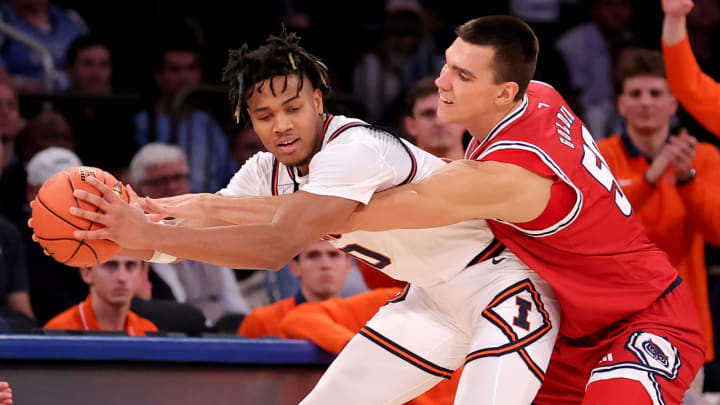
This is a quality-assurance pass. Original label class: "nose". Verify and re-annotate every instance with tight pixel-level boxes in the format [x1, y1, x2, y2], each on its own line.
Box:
[273, 113, 293, 134]
[435, 65, 451, 91]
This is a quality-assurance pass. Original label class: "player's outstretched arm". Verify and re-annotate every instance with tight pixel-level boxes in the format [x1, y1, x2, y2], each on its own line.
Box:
[71, 178, 359, 270]
[344, 160, 552, 232]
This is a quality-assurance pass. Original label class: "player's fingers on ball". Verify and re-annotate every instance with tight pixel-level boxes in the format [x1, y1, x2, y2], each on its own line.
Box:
[148, 213, 164, 222]
[73, 190, 112, 212]
[87, 176, 117, 199]
[69, 207, 105, 224]
[74, 229, 110, 240]
[27, 217, 33, 228]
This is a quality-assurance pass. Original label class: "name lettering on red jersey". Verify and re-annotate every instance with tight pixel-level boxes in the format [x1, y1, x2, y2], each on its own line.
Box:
[555, 105, 575, 149]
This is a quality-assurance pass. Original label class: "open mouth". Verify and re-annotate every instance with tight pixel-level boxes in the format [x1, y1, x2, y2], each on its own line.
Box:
[277, 138, 299, 152]
[439, 95, 453, 104]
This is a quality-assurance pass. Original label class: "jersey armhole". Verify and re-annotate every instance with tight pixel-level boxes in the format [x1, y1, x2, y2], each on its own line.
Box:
[481, 148, 579, 233]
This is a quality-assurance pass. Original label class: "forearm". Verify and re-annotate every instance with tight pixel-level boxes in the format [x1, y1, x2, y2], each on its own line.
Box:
[207, 194, 287, 226]
[148, 222, 300, 270]
[662, 14, 687, 46]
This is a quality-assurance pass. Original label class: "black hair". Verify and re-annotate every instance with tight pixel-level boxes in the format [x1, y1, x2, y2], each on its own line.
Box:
[457, 16, 538, 101]
[222, 27, 331, 123]
[66, 35, 111, 66]
[405, 76, 438, 116]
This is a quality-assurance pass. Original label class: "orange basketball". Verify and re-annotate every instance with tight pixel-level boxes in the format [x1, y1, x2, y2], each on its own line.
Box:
[31, 166, 129, 267]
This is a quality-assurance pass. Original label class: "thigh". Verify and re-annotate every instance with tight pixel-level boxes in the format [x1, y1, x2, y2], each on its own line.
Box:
[456, 273, 561, 405]
[584, 283, 705, 405]
[302, 289, 468, 405]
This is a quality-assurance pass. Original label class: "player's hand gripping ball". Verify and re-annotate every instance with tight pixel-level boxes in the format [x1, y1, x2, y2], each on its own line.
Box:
[30, 166, 129, 267]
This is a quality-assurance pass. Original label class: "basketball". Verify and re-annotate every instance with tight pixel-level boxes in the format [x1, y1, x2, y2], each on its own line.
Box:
[31, 166, 129, 268]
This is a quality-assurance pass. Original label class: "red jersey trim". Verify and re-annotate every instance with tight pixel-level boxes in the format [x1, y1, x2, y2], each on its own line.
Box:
[479, 141, 583, 237]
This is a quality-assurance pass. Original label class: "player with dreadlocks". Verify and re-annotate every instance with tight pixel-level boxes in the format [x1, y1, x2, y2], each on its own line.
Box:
[64, 29, 560, 404]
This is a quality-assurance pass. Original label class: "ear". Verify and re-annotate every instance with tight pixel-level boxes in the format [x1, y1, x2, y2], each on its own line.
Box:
[496, 82, 520, 107]
[80, 267, 92, 285]
[289, 260, 302, 278]
[312, 88, 324, 114]
[617, 93, 627, 117]
[404, 116, 417, 138]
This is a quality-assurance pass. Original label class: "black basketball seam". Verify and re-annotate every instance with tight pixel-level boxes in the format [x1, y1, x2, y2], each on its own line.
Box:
[35, 236, 101, 266]
[36, 196, 83, 230]
[62, 239, 84, 265]
[64, 169, 81, 208]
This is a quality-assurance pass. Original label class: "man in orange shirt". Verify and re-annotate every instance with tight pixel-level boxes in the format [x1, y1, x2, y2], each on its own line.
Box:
[238, 240, 352, 338]
[281, 287, 460, 405]
[662, 0, 720, 136]
[45, 255, 157, 336]
[598, 48, 720, 399]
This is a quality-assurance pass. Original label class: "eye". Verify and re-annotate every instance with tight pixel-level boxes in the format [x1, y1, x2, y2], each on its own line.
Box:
[257, 115, 271, 121]
[458, 71, 470, 81]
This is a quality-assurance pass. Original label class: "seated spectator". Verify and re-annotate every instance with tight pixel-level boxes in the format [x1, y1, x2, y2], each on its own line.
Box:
[0, 82, 25, 228]
[662, 0, 720, 137]
[281, 287, 460, 405]
[23, 147, 88, 324]
[404, 76, 465, 160]
[597, 48, 720, 401]
[0, 128, 35, 328]
[238, 240, 352, 338]
[58, 35, 138, 180]
[555, 0, 634, 139]
[134, 36, 235, 193]
[130, 143, 249, 326]
[0, 0, 88, 92]
[44, 254, 158, 336]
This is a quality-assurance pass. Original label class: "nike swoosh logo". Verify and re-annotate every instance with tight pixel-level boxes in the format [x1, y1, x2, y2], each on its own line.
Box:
[491, 257, 506, 265]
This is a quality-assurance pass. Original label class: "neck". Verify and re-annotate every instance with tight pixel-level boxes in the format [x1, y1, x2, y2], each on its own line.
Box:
[300, 285, 338, 303]
[467, 99, 523, 143]
[626, 123, 669, 158]
[155, 95, 175, 115]
[90, 290, 129, 332]
[420, 144, 465, 160]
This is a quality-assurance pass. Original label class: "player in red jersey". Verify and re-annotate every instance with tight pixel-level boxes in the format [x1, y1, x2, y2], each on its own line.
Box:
[345, 15, 705, 405]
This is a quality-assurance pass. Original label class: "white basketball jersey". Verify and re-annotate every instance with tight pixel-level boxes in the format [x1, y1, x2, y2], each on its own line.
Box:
[219, 115, 498, 286]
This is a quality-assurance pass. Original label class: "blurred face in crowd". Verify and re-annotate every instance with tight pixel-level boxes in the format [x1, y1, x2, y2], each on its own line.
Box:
[592, 0, 632, 35]
[137, 159, 190, 198]
[246, 74, 325, 175]
[0, 83, 21, 167]
[82, 255, 142, 307]
[405, 93, 465, 155]
[154, 51, 201, 97]
[68, 45, 112, 95]
[291, 240, 352, 302]
[618, 75, 677, 135]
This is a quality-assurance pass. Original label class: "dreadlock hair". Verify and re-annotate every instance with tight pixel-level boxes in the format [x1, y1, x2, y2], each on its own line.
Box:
[222, 28, 331, 124]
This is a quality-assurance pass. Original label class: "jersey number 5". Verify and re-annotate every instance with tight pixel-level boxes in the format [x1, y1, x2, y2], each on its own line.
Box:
[579, 126, 632, 216]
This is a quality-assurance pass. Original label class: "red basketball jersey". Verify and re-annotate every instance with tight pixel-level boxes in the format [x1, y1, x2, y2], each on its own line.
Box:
[467, 81, 679, 339]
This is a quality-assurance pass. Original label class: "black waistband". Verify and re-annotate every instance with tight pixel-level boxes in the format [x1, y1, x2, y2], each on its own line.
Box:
[465, 238, 506, 268]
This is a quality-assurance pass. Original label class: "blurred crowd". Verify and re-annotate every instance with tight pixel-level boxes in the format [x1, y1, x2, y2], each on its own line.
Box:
[0, 0, 720, 401]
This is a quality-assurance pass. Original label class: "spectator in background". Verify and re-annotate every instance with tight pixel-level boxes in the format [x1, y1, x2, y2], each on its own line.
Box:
[0, 124, 35, 328]
[130, 143, 249, 326]
[238, 240, 351, 338]
[0, 82, 25, 229]
[281, 286, 460, 405]
[65, 35, 111, 95]
[662, 0, 720, 137]
[23, 147, 88, 324]
[352, 0, 443, 125]
[404, 77, 465, 160]
[0, 0, 87, 92]
[44, 254, 158, 336]
[229, 126, 265, 168]
[59, 35, 138, 181]
[555, 0, 634, 139]
[134, 37, 235, 193]
[597, 48, 720, 401]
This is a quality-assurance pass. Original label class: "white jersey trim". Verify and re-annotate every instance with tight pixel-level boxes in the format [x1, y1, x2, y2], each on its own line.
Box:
[465, 94, 529, 160]
[478, 141, 583, 237]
